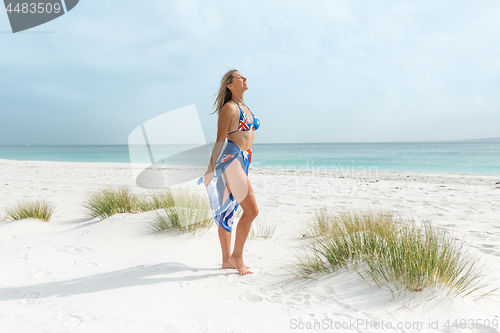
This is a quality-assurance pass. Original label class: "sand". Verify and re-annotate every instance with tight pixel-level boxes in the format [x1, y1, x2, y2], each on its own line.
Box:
[1, 158, 499, 333]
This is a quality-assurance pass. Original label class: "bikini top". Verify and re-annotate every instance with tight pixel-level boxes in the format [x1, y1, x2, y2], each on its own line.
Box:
[227, 100, 260, 135]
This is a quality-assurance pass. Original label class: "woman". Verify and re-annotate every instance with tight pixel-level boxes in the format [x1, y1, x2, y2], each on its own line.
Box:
[198, 69, 260, 276]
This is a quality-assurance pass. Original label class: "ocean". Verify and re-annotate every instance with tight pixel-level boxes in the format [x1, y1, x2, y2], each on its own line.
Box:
[0, 142, 499, 175]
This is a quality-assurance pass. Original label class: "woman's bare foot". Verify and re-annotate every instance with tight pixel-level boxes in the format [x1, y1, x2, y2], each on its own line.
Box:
[228, 255, 253, 275]
[222, 261, 250, 269]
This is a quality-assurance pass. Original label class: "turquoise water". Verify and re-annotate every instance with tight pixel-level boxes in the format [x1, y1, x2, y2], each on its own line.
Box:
[253, 142, 500, 175]
[0, 142, 499, 175]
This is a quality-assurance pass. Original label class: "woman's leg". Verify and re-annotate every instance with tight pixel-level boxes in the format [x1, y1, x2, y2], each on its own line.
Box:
[217, 177, 233, 268]
[219, 224, 232, 268]
[218, 157, 258, 275]
[229, 178, 258, 275]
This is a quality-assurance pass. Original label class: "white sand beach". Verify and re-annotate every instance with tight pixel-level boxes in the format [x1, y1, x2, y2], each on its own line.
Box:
[1, 158, 499, 333]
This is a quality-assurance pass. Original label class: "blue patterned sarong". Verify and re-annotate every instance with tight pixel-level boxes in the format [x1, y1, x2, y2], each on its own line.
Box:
[197, 139, 252, 233]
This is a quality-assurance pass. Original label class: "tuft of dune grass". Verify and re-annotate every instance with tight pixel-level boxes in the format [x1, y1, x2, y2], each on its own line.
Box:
[249, 219, 276, 240]
[5, 199, 55, 222]
[84, 186, 176, 220]
[149, 188, 213, 235]
[83, 186, 212, 234]
[138, 190, 175, 212]
[84, 186, 141, 220]
[298, 208, 488, 297]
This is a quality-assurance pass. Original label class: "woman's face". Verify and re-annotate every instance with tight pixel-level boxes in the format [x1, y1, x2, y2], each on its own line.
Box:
[228, 71, 248, 92]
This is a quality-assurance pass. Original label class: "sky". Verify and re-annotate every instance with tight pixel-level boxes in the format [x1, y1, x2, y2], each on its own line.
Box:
[1, 0, 499, 145]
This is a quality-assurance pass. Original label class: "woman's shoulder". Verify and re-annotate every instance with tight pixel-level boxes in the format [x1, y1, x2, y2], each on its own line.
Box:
[220, 101, 240, 117]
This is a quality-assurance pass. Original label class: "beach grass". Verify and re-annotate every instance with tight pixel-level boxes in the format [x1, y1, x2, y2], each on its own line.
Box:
[249, 219, 276, 239]
[84, 186, 141, 220]
[298, 208, 486, 297]
[138, 190, 175, 212]
[149, 188, 213, 234]
[5, 199, 55, 222]
[83, 186, 211, 234]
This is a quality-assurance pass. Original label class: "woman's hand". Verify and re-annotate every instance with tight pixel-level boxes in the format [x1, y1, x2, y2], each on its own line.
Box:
[203, 169, 214, 187]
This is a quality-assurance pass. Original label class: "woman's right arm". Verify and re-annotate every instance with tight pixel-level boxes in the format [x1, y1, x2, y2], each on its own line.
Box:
[203, 104, 235, 185]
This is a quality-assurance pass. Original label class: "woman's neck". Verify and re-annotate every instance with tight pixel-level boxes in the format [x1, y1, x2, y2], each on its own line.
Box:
[232, 92, 245, 105]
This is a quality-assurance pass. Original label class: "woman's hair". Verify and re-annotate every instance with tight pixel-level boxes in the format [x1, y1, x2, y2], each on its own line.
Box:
[213, 69, 238, 115]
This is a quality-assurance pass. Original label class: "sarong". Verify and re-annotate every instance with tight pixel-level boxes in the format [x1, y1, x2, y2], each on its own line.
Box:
[197, 139, 252, 233]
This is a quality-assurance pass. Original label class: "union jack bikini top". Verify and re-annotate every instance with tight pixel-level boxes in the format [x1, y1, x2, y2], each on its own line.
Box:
[227, 99, 260, 135]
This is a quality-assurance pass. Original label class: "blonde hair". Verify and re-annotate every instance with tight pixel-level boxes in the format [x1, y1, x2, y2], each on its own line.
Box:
[212, 69, 238, 115]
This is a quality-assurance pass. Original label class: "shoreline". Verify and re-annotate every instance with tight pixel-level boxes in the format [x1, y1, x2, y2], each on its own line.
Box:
[2, 158, 500, 178]
[1, 157, 499, 226]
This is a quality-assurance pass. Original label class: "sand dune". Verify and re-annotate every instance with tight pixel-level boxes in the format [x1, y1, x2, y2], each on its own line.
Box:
[1, 158, 499, 332]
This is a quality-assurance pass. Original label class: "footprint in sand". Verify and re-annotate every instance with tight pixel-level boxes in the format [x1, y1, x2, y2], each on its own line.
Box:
[265, 294, 284, 303]
[58, 245, 94, 253]
[283, 294, 312, 307]
[20, 292, 42, 306]
[56, 308, 84, 329]
[11, 246, 32, 251]
[311, 294, 327, 302]
[478, 248, 499, 256]
[71, 261, 97, 267]
[226, 274, 240, 285]
[13, 253, 29, 262]
[226, 273, 257, 285]
[28, 269, 52, 280]
[246, 254, 261, 262]
[240, 293, 263, 303]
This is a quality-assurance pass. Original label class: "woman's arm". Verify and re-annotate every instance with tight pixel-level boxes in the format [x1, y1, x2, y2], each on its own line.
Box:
[204, 104, 236, 180]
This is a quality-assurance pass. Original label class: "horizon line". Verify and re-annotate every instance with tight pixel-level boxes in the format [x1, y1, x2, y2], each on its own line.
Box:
[1, 137, 499, 147]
